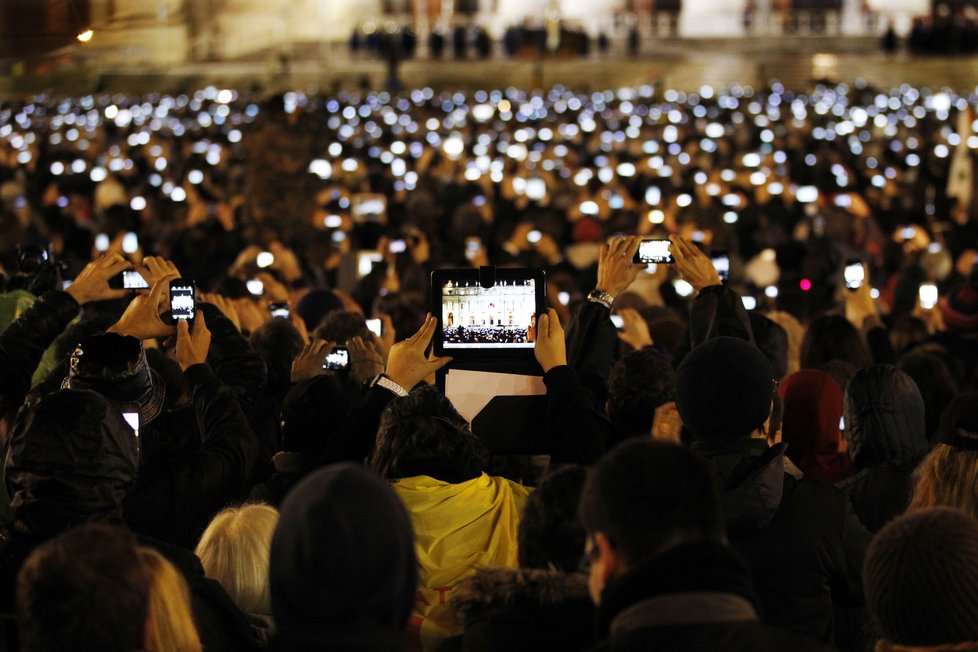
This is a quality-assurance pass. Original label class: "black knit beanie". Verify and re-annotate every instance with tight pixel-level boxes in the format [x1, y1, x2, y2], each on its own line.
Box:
[676, 336, 774, 440]
[864, 507, 978, 647]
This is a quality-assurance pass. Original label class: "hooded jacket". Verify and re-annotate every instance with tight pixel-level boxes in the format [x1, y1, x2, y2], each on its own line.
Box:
[779, 370, 854, 484]
[839, 365, 929, 533]
[443, 567, 595, 652]
[693, 438, 870, 645]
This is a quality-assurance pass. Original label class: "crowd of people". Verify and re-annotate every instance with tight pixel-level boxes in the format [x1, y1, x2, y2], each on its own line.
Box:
[0, 78, 977, 651]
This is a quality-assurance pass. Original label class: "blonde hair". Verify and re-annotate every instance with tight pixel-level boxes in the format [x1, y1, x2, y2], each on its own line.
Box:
[195, 503, 280, 615]
[139, 548, 202, 652]
[909, 444, 978, 519]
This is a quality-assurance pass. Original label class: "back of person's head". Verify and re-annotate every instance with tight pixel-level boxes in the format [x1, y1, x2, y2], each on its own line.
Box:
[606, 349, 675, 437]
[312, 309, 371, 345]
[7, 390, 139, 539]
[195, 503, 280, 616]
[898, 348, 961, 445]
[941, 285, 978, 334]
[800, 314, 872, 370]
[910, 392, 978, 518]
[280, 375, 351, 456]
[368, 385, 489, 483]
[294, 288, 344, 332]
[748, 313, 789, 381]
[675, 336, 775, 440]
[269, 464, 417, 638]
[578, 440, 724, 569]
[65, 332, 166, 425]
[864, 507, 978, 648]
[249, 319, 305, 390]
[17, 523, 150, 652]
[139, 547, 203, 652]
[843, 364, 928, 471]
[778, 369, 845, 470]
[518, 465, 588, 573]
[889, 314, 930, 353]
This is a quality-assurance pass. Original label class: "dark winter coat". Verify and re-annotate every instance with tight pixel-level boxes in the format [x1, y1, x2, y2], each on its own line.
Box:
[693, 438, 871, 645]
[442, 567, 595, 652]
[590, 541, 829, 652]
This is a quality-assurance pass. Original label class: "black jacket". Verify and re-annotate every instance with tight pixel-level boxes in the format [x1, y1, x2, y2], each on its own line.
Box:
[693, 438, 870, 645]
[442, 567, 596, 652]
[124, 363, 260, 548]
[0, 289, 79, 418]
[590, 541, 829, 652]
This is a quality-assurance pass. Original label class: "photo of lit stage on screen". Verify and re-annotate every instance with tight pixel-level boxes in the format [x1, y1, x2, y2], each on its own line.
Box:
[441, 279, 538, 349]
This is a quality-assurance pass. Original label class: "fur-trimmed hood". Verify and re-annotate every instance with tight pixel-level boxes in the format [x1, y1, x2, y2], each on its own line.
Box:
[451, 567, 589, 619]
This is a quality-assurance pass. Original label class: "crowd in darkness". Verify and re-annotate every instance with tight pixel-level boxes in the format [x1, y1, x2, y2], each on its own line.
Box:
[0, 78, 978, 651]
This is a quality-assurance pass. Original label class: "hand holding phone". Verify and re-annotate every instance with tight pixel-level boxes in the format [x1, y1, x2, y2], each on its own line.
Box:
[175, 310, 210, 371]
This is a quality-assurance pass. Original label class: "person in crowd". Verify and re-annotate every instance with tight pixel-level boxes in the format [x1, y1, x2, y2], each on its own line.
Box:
[909, 391, 978, 517]
[838, 365, 929, 533]
[605, 348, 676, 443]
[677, 335, 871, 646]
[579, 439, 827, 651]
[249, 372, 353, 506]
[1, 295, 260, 650]
[897, 348, 961, 445]
[445, 465, 596, 651]
[196, 504, 280, 644]
[16, 523, 151, 652]
[863, 507, 978, 651]
[268, 463, 417, 652]
[778, 369, 854, 484]
[139, 546, 204, 652]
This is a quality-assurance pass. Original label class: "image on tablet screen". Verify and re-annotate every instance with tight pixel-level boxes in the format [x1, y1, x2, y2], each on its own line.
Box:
[441, 279, 538, 349]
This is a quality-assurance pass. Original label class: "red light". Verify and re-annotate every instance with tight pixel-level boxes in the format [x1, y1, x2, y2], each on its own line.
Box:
[800, 278, 812, 291]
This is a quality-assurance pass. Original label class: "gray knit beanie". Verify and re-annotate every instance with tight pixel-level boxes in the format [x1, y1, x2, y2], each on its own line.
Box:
[864, 507, 978, 647]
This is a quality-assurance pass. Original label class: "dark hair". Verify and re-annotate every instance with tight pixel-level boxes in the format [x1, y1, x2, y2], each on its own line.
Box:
[578, 440, 724, 568]
[607, 349, 676, 437]
[749, 313, 789, 381]
[17, 523, 150, 652]
[312, 310, 371, 345]
[897, 349, 960, 445]
[367, 386, 489, 484]
[800, 314, 872, 370]
[249, 319, 304, 390]
[518, 465, 588, 572]
[889, 314, 930, 354]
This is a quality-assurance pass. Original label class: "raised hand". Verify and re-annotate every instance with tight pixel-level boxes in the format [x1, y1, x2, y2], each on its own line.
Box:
[385, 314, 452, 390]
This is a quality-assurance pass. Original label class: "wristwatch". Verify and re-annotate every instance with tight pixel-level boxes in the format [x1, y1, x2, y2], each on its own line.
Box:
[587, 288, 614, 310]
[369, 373, 409, 397]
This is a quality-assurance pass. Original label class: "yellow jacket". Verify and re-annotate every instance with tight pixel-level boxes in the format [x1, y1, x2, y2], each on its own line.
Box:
[393, 473, 532, 651]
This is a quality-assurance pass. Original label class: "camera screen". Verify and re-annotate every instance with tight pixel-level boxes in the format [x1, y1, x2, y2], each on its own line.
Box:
[634, 240, 673, 264]
[123, 270, 149, 290]
[366, 318, 382, 337]
[269, 303, 290, 319]
[170, 283, 195, 321]
[441, 279, 538, 349]
[844, 263, 865, 290]
[323, 347, 350, 370]
[919, 284, 938, 309]
[711, 254, 730, 281]
[352, 194, 387, 222]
